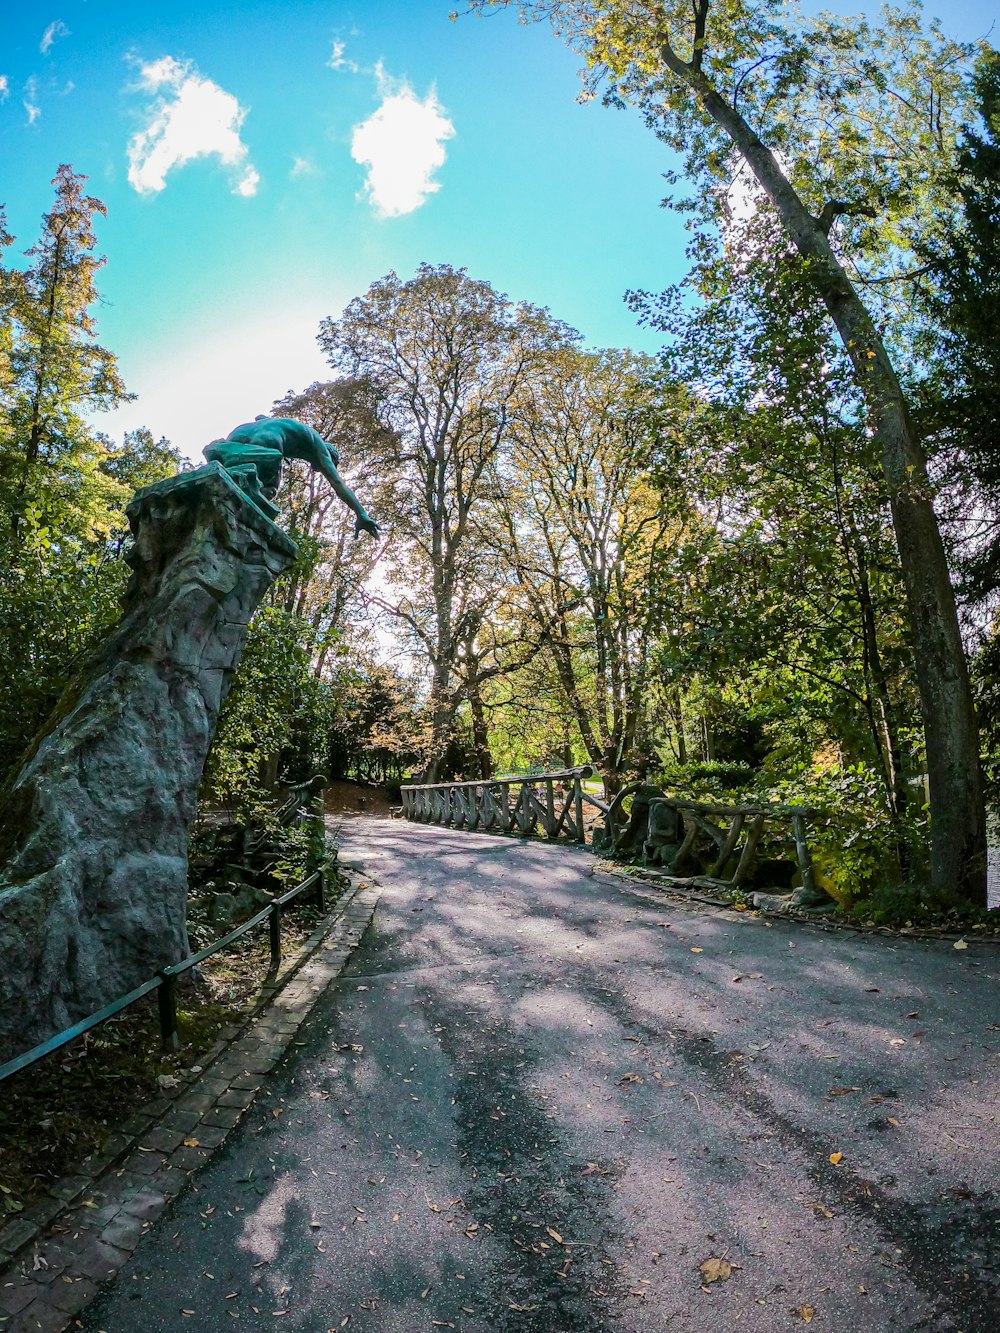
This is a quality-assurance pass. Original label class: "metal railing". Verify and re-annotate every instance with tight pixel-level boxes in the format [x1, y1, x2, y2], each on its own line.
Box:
[401, 766, 605, 844]
[0, 866, 327, 1085]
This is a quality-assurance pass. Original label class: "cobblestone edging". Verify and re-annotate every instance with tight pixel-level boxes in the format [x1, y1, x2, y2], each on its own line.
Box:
[0, 881, 381, 1333]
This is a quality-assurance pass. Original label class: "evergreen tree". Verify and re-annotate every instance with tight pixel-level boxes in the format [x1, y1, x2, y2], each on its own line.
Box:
[920, 50, 1000, 604]
[0, 164, 130, 544]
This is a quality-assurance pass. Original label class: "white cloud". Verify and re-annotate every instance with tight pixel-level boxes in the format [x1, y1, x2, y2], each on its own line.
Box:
[290, 155, 318, 178]
[127, 54, 258, 197]
[327, 39, 359, 74]
[24, 76, 40, 124]
[40, 20, 70, 55]
[0, 76, 9, 102]
[351, 65, 454, 218]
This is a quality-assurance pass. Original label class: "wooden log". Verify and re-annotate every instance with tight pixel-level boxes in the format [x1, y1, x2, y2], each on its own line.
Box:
[553, 790, 575, 839]
[672, 818, 699, 874]
[712, 812, 746, 879]
[544, 779, 556, 838]
[515, 784, 534, 834]
[731, 813, 766, 886]
[574, 777, 586, 844]
[685, 811, 727, 853]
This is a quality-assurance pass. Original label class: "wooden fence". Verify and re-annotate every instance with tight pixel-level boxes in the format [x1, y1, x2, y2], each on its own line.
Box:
[401, 767, 606, 844]
[637, 795, 821, 897]
[403, 773, 825, 900]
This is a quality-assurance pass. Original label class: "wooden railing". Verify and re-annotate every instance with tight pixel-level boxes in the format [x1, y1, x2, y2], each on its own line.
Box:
[401, 767, 605, 844]
[642, 796, 820, 896]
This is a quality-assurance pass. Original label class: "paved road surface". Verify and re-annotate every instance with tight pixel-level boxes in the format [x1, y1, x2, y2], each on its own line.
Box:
[81, 819, 1000, 1332]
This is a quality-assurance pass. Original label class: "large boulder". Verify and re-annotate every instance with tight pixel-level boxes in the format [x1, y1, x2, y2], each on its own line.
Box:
[0, 465, 296, 1061]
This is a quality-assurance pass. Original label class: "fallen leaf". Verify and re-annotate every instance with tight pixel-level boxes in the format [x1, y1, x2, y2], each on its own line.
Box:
[887, 1117, 900, 1126]
[699, 1257, 732, 1284]
[183, 1138, 200, 1148]
[829, 1152, 844, 1165]
[619, 1073, 643, 1085]
[888, 1039, 906, 1046]
[953, 939, 968, 950]
[546, 1227, 564, 1244]
[827, 1087, 860, 1097]
[691, 947, 704, 953]
[799, 1305, 816, 1322]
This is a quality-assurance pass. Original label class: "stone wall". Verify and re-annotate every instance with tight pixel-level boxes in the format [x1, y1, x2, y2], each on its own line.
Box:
[0, 465, 296, 1061]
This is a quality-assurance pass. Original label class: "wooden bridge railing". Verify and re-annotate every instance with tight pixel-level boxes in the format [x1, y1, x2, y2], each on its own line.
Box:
[639, 795, 821, 898]
[401, 767, 606, 844]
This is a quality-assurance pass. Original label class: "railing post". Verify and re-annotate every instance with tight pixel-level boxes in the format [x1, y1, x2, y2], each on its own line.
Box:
[157, 969, 181, 1053]
[574, 775, 586, 844]
[269, 902, 282, 971]
[314, 867, 326, 913]
[308, 784, 327, 873]
[792, 813, 818, 900]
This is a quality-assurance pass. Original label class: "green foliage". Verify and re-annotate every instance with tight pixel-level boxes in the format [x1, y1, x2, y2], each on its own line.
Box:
[916, 49, 1000, 603]
[0, 169, 180, 784]
[323, 655, 429, 783]
[657, 759, 758, 799]
[204, 604, 329, 815]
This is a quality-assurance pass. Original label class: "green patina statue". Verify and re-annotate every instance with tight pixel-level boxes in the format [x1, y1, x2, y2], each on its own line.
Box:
[204, 416, 379, 535]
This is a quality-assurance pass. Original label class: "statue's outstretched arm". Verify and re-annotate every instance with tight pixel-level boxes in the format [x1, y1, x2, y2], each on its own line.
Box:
[315, 459, 379, 538]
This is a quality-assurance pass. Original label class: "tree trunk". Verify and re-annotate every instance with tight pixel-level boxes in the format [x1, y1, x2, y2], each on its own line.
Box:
[668, 51, 986, 902]
[466, 661, 494, 780]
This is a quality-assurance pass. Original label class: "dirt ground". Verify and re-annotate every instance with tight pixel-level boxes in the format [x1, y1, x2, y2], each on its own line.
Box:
[324, 778, 395, 818]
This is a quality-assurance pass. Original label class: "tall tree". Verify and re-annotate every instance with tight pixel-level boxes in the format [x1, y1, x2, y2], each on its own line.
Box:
[269, 381, 392, 676]
[498, 347, 699, 794]
[0, 169, 170, 783]
[318, 263, 573, 780]
[1, 165, 130, 543]
[917, 49, 1000, 606]
[476, 0, 985, 900]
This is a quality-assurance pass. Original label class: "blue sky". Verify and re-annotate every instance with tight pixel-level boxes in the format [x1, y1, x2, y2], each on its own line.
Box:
[1, 1, 996, 459]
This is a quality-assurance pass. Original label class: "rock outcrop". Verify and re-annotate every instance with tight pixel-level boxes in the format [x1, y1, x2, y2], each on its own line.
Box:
[0, 464, 296, 1061]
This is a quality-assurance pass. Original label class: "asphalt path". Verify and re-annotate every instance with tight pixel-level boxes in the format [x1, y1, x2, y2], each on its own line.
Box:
[81, 819, 1000, 1332]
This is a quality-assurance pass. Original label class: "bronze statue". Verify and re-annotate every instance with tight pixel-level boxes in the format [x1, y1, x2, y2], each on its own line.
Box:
[205, 416, 378, 536]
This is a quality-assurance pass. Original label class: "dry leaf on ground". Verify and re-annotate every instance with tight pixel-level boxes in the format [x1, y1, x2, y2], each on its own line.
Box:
[699, 1257, 732, 1283]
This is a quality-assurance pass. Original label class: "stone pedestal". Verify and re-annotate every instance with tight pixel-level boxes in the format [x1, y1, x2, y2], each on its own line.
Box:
[0, 465, 296, 1061]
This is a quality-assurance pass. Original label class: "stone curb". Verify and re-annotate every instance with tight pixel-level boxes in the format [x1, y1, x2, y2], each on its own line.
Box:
[0, 879, 382, 1333]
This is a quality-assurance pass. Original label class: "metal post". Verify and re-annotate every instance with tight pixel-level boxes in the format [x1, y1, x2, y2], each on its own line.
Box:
[308, 785, 327, 873]
[157, 970, 181, 1052]
[792, 813, 818, 900]
[269, 902, 282, 971]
